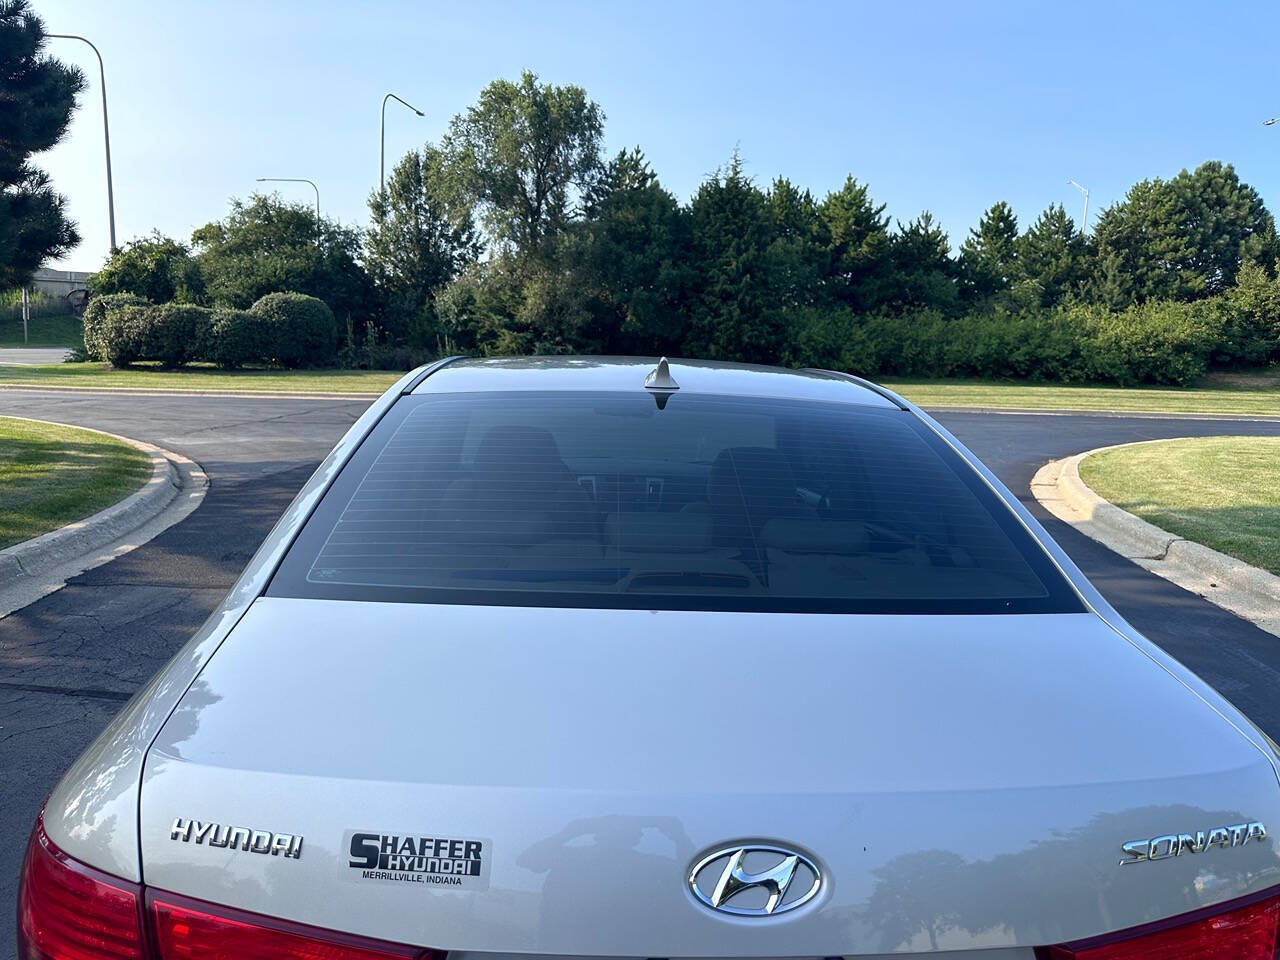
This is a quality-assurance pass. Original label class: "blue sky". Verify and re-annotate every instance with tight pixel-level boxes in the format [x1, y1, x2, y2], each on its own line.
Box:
[39, 0, 1280, 270]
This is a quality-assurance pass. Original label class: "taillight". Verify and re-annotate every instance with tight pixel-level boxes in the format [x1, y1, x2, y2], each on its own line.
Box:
[18, 813, 438, 960]
[1042, 893, 1280, 959]
[17, 816, 145, 960]
[150, 893, 436, 959]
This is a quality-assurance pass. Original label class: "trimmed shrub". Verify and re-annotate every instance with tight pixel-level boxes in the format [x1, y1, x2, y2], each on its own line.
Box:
[249, 292, 337, 368]
[145, 304, 214, 368]
[82, 293, 149, 361]
[208, 308, 264, 369]
[97, 304, 152, 367]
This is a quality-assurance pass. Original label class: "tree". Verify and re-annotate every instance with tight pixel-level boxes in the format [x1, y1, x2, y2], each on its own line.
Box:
[191, 194, 374, 328]
[573, 147, 691, 355]
[1091, 162, 1277, 304]
[764, 177, 828, 313]
[441, 70, 604, 259]
[366, 146, 480, 344]
[959, 201, 1018, 299]
[886, 212, 961, 314]
[88, 232, 205, 304]
[1015, 203, 1086, 307]
[0, 0, 85, 289]
[685, 153, 784, 363]
[816, 177, 892, 313]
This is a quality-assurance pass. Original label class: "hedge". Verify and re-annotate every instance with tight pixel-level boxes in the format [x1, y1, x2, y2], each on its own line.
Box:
[81, 287, 1276, 383]
[83, 292, 149, 360]
[785, 296, 1259, 386]
[84, 292, 337, 369]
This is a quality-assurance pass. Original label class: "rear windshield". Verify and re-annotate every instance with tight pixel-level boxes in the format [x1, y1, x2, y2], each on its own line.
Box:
[268, 391, 1082, 614]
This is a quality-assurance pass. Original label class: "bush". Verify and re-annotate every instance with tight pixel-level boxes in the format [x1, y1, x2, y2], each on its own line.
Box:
[83, 293, 149, 360]
[249, 292, 337, 367]
[1224, 261, 1280, 364]
[97, 304, 152, 367]
[145, 304, 214, 368]
[208, 308, 263, 369]
[785, 298, 1228, 387]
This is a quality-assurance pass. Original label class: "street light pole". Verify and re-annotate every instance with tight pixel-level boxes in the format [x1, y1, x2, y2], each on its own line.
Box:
[1068, 179, 1090, 235]
[255, 178, 321, 238]
[380, 93, 424, 193]
[49, 34, 116, 252]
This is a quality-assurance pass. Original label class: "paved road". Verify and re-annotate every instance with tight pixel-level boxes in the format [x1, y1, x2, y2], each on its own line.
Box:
[0, 348, 70, 365]
[1, 390, 1279, 955]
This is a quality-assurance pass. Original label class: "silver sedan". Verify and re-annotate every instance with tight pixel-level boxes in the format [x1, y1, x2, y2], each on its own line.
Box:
[18, 357, 1280, 960]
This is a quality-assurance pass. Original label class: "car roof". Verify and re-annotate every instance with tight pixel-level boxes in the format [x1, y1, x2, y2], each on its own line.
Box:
[410, 356, 901, 407]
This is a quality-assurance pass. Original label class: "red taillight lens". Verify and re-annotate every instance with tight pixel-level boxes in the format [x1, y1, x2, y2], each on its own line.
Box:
[151, 894, 435, 960]
[17, 816, 144, 960]
[1044, 894, 1280, 960]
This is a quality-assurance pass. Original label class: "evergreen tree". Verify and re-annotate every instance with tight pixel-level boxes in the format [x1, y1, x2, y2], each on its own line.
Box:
[764, 177, 827, 312]
[1091, 162, 1277, 304]
[574, 147, 690, 355]
[886, 212, 961, 314]
[0, 0, 85, 288]
[685, 153, 782, 363]
[959, 201, 1018, 299]
[817, 176, 892, 312]
[1015, 203, 1086, 307]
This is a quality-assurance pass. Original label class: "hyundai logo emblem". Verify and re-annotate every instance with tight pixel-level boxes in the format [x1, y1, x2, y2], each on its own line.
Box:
[688, 844, 822, 916]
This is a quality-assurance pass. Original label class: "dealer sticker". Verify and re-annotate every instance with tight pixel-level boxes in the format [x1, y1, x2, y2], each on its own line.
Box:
[344, 830, 490, 891]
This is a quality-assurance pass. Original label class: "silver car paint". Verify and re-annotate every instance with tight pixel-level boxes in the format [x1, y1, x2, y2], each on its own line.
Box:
[40, 362, 440, 881]
[138, 599, 1280, 955]
[38, 356, 1280, 954]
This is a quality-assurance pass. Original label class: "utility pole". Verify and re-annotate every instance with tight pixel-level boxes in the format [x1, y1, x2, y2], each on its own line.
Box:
[21, 288, 29, 345]
[1068, 179, 1090, 234]
[48, 34, 116, 252]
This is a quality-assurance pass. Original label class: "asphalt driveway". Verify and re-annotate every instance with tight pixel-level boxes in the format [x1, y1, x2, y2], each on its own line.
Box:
[1, 389, 1279, 956]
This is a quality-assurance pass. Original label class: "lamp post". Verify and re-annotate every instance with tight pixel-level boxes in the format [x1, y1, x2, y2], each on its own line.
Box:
[1067, 179, 1090, 235]
[380, 93, 424, 193]
[255, 178, 320, 239]
[48, 33, 116, 252]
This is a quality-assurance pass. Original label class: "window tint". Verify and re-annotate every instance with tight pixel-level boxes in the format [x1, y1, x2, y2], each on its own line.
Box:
[268, 391, 1081, 614]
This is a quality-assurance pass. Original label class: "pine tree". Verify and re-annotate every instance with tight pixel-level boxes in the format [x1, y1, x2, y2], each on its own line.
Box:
[685, 153, 781, 363]
[959, 201, 1019, 299]
[1016, 204, 1086, 307]
[0, 0, 85, 288]
[817, 176, 892, 312]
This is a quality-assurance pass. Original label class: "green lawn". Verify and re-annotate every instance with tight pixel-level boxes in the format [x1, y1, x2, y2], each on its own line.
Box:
[884, 368, 1280, 416]
[1080, 436, 1280, 575]
[0, 416, 153, 550]
[0, 311, 83, 348]
[0, 361, 1277, 414]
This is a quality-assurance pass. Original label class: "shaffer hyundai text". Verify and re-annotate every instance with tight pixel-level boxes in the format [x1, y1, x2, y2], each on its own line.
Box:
[18, 357, 1280, 960]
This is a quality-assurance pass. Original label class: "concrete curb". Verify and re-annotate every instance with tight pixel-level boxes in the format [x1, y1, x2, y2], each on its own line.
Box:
[0, 418, 209, 619]
[1031, 439, 1280, 639]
